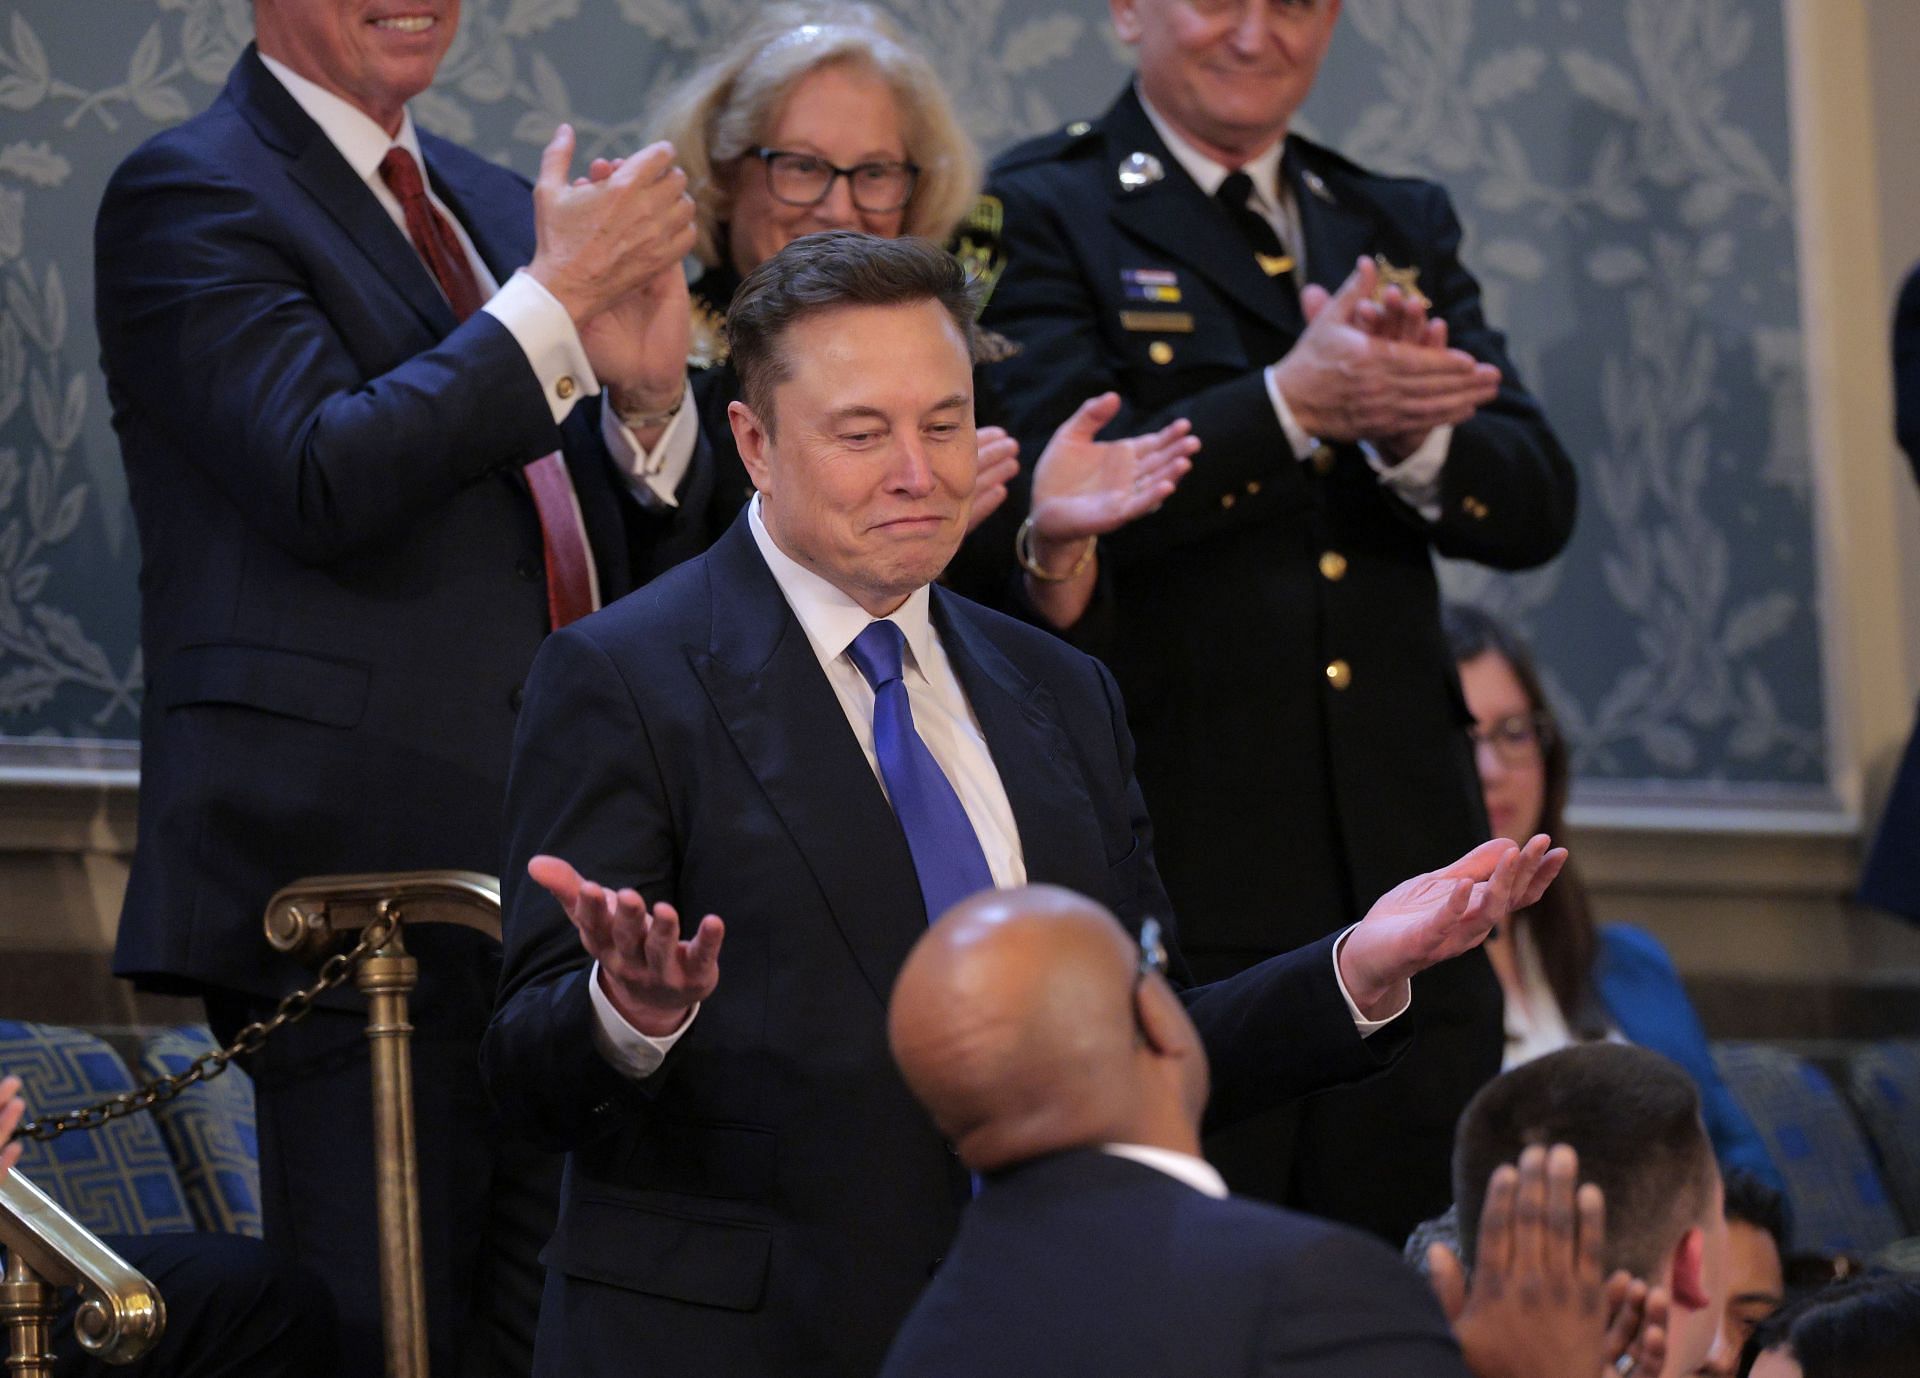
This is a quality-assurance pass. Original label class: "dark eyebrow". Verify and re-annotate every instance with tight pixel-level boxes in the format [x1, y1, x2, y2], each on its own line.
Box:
[925, 393, 970, 415]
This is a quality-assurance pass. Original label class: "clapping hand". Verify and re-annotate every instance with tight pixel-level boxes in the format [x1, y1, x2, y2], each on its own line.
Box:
[1274, 256, 1501, 461]
[2, 1074, 24, 1175]
[1337, 835, 1566, 1018]
[967, 427, 1023, 533]
[1428, 1144, 1658, 1378]
[528, 856, 723, 1038]
[1027, 391, 1198, 551]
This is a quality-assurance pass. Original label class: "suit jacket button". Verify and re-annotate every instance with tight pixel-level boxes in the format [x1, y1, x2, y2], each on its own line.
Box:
[508, 685, 524, 711]
[515, 556, 541, 582]
[1318, 551, 1348, 582]
[1325, 659, 1352, 691]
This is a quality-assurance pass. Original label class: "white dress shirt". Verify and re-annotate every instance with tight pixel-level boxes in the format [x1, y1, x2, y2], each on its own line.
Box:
[259, 54, 695, 512]
[1137, 90, 1450, 521]
[588, 496, 1409, 1077]
[1102, 1142, 1230, 1199]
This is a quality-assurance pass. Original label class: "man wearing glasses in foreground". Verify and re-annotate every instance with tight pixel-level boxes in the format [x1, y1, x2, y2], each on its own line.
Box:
[483, 232, 1563, 1378]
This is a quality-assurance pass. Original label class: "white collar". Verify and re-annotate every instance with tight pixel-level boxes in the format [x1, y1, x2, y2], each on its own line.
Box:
[1136, 85, 1286, 216]
[1101, 1143, 1230, 1199]
[259, 51, 426, 184]
[746, 494, 938, 676]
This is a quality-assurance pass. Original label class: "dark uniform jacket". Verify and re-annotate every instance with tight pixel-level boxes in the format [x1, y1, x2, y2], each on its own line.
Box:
[880, 1148, 1473, 1378]
[979, 84, 1577, 1237]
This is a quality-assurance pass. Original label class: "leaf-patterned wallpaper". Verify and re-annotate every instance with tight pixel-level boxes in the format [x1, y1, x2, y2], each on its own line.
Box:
[0, 0, 1828, 804]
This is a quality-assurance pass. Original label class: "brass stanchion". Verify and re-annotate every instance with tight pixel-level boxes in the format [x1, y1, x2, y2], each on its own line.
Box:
[0, 1251, 57, 1378]
[2, 1165, 165, 1374]
[264, 870, 503, 1378]
[358, 912, 429, 1378]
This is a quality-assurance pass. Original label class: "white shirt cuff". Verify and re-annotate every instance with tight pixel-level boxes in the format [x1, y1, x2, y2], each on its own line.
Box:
[1361, 425, 1452, 522]
[1263, 364, 1318, 460]
[587, 960, 698, 1078]
[1331, 925, 1411, 1036]
[601, 381, 698, 510]
[482, 270, 598, 424]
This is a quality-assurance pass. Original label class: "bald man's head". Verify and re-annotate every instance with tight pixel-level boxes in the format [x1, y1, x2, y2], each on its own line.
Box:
[887, 886, 1207, 1173]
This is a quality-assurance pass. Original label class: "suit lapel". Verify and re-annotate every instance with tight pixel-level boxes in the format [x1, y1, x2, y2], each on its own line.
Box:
[424, 133, 533, 285]
[229, 46, 456, 338]
[1288, 139, 1378, 296]
[690, 520, 927, 1009]
[932, 593, 1107, 895]
[1101, 88, 1302, 330]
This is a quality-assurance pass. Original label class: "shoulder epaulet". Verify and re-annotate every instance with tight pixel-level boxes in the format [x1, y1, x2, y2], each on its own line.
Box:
[990, 118, 1100, 175]
[1288, 131, 1434, 194]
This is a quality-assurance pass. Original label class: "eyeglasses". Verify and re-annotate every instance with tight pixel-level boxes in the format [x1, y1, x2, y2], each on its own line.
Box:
[1467, 711, 1555, 767]
[1132, 917, 1169, 1041]
[750, 147, 919, 214]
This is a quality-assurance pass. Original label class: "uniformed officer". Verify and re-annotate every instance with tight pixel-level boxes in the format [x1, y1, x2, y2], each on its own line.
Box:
[978, 0, 1578, 1244]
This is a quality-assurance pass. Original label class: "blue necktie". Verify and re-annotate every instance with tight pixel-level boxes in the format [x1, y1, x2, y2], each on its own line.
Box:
[847, 620, 996, 923]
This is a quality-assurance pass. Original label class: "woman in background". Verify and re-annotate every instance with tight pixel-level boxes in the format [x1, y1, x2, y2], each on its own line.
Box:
[645, 2, 1189, 623]
[1445, 603, 1784, 1191]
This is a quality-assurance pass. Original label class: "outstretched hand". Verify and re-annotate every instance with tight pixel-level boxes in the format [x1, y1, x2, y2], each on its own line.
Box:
[1337, 834, 1566, 1017]
[528, 855, 723, 1038]
[1427, 1144, 1614, 1378]
[1027, 392, 1198, 548]
[1, 1074, 24, 1175]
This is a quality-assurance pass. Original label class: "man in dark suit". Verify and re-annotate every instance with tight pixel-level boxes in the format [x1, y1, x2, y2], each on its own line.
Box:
[978, 0, 1579, 1238]
[1859, 261, 1920, 924]
[483, 230, 1562, 1377]
[879, 886, 1627, 1378]
[94, 3, 703, 1371]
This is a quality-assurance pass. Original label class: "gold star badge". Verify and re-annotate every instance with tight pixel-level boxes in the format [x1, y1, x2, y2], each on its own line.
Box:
[1371, 255, 1429, 308]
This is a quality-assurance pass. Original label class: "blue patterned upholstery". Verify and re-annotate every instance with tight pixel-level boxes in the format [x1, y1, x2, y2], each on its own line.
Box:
[1847, 1041, 1920, 1235]
[138, 1026, 264, 1238]
[1713, 1042, 1904, 1254]
[0, 1020, 195, 1235]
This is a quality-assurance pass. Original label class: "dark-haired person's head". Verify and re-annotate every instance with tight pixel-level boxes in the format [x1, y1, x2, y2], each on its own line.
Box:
[1454, 1044, 1729, 1377]
[1746, 1274, 1920, 1378]
[725, 231, 981, 615]
[1698, 1173, 1789, 1374]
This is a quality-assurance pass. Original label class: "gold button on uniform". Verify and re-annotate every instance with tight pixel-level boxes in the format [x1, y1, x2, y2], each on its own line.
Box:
[1462, 495, 1489, 519]
[1245, 480, 1261, 495]
[1310, 443, 1335, 475]
[1219, 493, 1237, 510]
[1148, 341, 1174, 365]
[556, 376, 577, 400]
[1318, 551, 1348, 582]
[1325, 659, 1352, 691]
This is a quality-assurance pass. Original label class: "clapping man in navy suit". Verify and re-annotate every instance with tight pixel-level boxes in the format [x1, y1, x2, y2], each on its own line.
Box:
[95, 2, 709, 1371]
[483, 230, 1564, 1377]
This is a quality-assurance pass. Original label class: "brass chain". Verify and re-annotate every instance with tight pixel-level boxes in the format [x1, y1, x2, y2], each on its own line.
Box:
[17, 911, 398, 1144]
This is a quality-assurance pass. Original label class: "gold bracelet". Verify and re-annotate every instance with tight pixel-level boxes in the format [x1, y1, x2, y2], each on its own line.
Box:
[611, 388, 685, 430]
[1015, 514, 1096, 583]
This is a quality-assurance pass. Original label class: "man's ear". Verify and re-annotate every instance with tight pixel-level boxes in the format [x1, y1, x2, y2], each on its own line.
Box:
[1132, 976, 1189, 1059]
[1670, 1226, 1710, 1311]
[1109, 0, 1142, 46]
[729, 399, 773, 495]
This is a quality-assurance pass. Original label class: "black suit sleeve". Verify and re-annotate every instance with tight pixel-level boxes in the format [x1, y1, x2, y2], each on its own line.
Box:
[1252, 1223, 1472, 1377]
[94, 140, 567, 567]
[481, 625, 687, 1150]
[1895, 263, 1920, 485]
[1087, 658, 1408, 1131]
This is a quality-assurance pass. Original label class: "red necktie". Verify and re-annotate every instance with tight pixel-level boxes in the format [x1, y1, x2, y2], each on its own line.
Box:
[379, 146, 597, 630]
